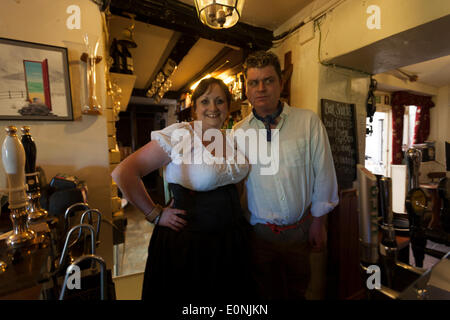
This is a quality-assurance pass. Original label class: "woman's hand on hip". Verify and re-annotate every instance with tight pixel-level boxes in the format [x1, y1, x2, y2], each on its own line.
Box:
[158, 199, 187, 232]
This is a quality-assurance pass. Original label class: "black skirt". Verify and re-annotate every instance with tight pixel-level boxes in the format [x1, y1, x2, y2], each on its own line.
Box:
[141, 183, 255, 302]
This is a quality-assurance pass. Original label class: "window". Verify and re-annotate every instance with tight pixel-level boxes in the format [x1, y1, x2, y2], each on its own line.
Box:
[365, 104, 417, 177]
[403, 105, 417, 149]
[365, 111, 388, 175]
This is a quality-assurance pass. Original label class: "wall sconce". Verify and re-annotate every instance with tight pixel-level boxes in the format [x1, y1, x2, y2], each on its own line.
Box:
[194, 0, 245, 29]
[146, 59, 177, 103]
[81, 33, 102, 115]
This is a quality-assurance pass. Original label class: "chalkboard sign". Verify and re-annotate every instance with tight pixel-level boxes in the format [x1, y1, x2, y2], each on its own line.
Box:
[321, 99, 358, 190]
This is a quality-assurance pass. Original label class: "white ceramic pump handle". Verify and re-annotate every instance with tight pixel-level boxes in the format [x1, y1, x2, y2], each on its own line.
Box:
[1, 126, 28, 209]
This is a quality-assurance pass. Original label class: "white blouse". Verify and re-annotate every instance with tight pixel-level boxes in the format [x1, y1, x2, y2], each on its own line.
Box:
[151, 122, 249, 192]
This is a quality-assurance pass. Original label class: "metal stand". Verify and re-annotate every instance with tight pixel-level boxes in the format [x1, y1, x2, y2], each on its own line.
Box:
[25, 173, 48, 223]
[7, 207, 35, 248]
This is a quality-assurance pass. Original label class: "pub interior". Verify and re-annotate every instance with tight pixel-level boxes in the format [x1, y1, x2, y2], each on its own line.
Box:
[0, 0, 449, 301]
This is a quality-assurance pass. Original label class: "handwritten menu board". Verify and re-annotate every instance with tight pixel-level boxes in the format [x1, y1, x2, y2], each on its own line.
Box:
[320, 99, 358, 190]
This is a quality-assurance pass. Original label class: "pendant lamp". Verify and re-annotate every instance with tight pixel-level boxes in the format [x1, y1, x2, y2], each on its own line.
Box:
[194, 0, 245, 29]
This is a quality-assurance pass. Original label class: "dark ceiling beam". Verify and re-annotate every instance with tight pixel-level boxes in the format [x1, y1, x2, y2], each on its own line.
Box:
[109, 0, 273, 51]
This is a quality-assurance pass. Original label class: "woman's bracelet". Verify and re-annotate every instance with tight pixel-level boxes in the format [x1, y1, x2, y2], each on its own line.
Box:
[145, 204, 163, 223]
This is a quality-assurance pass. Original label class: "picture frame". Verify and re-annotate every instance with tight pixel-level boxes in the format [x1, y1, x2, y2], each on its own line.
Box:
[0, 37, 73, 120]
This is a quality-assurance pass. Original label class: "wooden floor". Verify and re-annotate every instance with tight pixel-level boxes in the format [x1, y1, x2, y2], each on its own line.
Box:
[115, 203, 153, 277]
[113, 183, 167, 277]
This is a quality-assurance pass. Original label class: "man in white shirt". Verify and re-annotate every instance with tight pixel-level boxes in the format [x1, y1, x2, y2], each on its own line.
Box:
[234, 51, 339, 300]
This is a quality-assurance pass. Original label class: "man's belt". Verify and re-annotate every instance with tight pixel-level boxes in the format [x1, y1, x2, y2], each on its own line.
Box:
[265, 207, 312, 234]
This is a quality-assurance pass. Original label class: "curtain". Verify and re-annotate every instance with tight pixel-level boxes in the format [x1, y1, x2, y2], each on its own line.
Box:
[391, 105, 405, 165]
[390, 91, 434, 164]
[413, 105, 431, 144]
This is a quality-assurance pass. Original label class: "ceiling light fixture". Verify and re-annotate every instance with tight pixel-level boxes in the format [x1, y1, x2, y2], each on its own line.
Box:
[194, 0, 245, 29]
[190, 74, 212, 91]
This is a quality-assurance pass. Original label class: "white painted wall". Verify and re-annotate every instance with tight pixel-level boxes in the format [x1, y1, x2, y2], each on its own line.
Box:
[271, 21, 320, 113]
[0, 0, 113, 265]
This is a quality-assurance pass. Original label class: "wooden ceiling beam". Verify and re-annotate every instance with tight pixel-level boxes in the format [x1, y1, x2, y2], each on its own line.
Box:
[109, 0, 273, 51]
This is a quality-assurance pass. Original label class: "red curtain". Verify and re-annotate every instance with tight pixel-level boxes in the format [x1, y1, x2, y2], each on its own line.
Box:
[391, 105, 405, 164]
[390, 91, 434, 164]
[413, 105, 431, 144]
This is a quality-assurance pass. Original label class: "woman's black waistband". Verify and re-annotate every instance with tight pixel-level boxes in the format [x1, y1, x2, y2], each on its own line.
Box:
[168, 183, 243, 233]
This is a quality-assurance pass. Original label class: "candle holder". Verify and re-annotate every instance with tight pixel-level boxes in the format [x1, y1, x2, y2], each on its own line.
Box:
[81, 33, 102, 115]
[20, 126, 48, 223]
[1, 126, 35, 249]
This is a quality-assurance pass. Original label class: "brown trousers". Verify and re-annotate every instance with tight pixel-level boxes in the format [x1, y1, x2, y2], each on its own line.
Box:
[249, 217, 312, 300]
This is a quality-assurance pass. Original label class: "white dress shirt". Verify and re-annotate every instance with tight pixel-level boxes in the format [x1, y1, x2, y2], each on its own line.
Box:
[233, 103, 339, 226]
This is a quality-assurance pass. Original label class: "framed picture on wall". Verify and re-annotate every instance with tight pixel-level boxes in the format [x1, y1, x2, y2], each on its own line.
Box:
[0, 37, 73, 120]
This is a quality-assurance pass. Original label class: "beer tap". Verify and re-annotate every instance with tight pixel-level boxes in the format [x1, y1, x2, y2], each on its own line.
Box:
[20, 126, 48, 223]
[405, 147, 428, 267]
[1, 126, 35, 248]
[356, 165, 379, 266]
[357, 165, 427, 299]
[378, 176, 398, 287]
[406, 148, 422, 191]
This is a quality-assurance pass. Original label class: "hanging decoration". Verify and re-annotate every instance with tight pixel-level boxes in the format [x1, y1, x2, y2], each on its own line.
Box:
[146, 59, 177, 103]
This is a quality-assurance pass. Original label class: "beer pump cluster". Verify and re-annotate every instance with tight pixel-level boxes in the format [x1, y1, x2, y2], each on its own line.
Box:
[0, 125, 47, 271]
[357, 146, 450, 299]
[0, 126, 112, 299]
